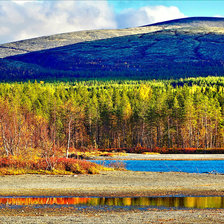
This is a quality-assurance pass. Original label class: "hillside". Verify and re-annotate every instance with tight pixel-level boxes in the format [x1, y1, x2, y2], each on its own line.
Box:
[0, 17, 224, 80]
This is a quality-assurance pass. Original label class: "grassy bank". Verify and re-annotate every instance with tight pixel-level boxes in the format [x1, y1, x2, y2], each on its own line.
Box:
[0, 156, 108, 175]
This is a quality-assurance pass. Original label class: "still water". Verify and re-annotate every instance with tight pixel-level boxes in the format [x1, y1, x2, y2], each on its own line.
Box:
[0, 196, 223, 209]
[92, 160, 224, 173]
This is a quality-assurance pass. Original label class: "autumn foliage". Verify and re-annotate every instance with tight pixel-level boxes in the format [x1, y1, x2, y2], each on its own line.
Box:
[0, 157, 103, 175]
[0, 77, 224, 175]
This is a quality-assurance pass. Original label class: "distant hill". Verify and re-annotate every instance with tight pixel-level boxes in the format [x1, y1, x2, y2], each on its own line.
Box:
[0, 17, 224, 81]
[145, 16, 224, 27]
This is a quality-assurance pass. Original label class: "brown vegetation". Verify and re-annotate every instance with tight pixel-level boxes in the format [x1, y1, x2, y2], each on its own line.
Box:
[0, 156, 104, 175]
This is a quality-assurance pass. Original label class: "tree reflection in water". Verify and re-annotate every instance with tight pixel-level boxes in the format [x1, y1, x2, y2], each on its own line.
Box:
[0, 196, 223, 209]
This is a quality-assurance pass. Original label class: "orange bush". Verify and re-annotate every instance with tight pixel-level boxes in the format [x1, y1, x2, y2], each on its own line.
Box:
[0, 157, 102, 175]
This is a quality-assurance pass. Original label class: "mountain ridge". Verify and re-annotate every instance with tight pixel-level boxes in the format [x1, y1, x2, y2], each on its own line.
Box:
[0, 17, 224, 81]
[145, 16, 224, 27]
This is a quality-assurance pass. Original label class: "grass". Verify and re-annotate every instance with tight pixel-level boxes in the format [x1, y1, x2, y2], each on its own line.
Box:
[0, 156, 111, 175]
[72, 150, 128, 158]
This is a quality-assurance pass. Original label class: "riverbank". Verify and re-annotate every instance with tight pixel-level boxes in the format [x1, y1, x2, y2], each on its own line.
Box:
[91, 153, 224, 160]
[0, 171, 223, 197]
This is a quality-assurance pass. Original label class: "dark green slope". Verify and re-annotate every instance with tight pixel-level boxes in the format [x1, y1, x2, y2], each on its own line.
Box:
[0, 17, 224, 81]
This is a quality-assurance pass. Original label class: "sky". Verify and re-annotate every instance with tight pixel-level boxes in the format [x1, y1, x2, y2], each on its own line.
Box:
[0, 0, 223, 44]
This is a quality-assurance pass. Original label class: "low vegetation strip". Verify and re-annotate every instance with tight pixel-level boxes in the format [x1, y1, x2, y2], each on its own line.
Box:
[98, 147, 224, 154]
[0, 157, 107, 175]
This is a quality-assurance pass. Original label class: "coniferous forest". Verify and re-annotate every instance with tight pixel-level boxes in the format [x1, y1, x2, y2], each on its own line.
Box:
[1, 76, 224, 159]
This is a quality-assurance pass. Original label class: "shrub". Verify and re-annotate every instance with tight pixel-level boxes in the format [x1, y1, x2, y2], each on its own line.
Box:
[0, 157, 103, 175]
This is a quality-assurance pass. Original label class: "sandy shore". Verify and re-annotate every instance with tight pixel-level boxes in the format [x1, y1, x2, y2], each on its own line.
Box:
[92, 153, 224, 160]
[0, 208, 223, 223]
[0, 171, 223, 197]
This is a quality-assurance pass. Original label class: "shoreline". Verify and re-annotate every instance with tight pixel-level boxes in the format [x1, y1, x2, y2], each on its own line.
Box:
[0, 171, 223, 197]
[90, 153, 224, 161]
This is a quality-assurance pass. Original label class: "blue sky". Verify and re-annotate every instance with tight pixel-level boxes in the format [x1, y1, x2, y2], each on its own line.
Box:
[111, 1, 224, 17]
[0, 0, 223, 44]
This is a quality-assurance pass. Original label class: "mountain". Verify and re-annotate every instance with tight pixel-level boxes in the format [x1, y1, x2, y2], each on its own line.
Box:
[0, 17, 224, 81]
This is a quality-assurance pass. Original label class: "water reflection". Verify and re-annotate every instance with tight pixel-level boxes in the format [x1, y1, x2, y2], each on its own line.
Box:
[0, 196, 223, 209]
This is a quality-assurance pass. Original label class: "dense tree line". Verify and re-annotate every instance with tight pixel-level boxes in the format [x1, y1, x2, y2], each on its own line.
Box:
[1, 77, 224, 157]
[1, 58, 224, 82]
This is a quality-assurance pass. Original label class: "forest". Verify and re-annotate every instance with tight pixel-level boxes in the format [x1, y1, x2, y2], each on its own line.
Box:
[0, 76, 224, 161]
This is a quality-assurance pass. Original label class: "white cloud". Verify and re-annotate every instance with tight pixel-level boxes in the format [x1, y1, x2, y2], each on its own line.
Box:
[0, 0, 116, 44]
[214, 15, 224, 18]
[116, 5, 185, 28]
[0, 1, 185, 44]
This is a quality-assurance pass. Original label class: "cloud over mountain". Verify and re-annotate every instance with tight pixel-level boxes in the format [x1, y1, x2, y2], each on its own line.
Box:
[0, 0, 185, 44]
[0, 0, 116, 44]
[116, 5, 185, 28]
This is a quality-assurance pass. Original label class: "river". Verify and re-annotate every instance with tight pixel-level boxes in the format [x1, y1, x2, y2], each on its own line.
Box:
[92, 160, 224, 173]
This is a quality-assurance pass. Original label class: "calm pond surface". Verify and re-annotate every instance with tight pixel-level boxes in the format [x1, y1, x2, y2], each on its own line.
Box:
[92, 160, 224, 173]
[0, 196, 223, 209]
